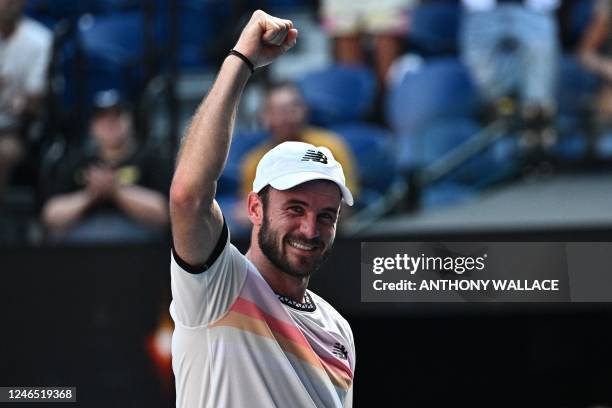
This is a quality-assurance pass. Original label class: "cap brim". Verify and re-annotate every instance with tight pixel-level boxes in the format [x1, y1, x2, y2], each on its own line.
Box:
[267, 171, 354, 206]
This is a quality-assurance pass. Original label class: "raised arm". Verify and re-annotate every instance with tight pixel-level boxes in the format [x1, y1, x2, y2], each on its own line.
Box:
[170, 10, 297, 267]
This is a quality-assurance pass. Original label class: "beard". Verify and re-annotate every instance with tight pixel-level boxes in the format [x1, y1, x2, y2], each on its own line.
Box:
[258, 212, 332, 279]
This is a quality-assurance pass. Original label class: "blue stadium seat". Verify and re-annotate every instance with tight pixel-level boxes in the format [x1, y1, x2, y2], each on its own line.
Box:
[79, 12, 143, 65]
[408, 2, 461, 56]
[26, 0, 141, 20]
[77, 12, 143, 104]
[552, 130, 589, 161]
[557, 55, 599, 117]
[386, 58, 478, 134]
[554, 55, 598, 161]
[58, 12, 144, 125]
[596, 130, 612, 159]
[88, 0, 141, 14]
[568, 0, 595, 46]
[154, 0, 228, 70]
[217, 129, 268, 196]
[422, 181, 477, 209]
[297, 65, 377, 127]
[330, 122, 397, 201]
[264, 0, 313, 13]
[398, 118, 516, 187]
[25, 0, 87, 25]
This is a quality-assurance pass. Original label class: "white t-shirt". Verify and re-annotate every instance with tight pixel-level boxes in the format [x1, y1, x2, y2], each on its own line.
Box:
[170, 224, 355, 408]
[0, 17, 51, 128]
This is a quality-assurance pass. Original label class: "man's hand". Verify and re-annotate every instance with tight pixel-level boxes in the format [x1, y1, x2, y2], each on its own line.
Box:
[233, 10, 298, 69]
[85, 165, 116, 201]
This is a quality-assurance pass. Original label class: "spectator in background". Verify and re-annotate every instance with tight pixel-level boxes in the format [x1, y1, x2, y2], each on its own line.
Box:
[0, 0, 51, 194]
[460, 0, 560, 149]
[42, 90, 170, 244]
[320, 0, 415, 87]
[234, 82, 359, 231]
[579, 0, 612, 122]
[240, 81, 359, 199]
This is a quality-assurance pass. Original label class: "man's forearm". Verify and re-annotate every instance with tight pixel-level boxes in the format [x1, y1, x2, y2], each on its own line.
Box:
[42, 190, 95, 230]
[171, 56, 251, 207]
[113, 184, 169, 226]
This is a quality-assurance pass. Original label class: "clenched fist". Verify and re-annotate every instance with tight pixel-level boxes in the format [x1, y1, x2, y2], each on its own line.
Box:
[233, 10, 298, 69]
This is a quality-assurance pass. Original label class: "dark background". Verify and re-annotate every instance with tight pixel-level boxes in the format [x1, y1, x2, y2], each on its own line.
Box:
[3, 231, 612, 407]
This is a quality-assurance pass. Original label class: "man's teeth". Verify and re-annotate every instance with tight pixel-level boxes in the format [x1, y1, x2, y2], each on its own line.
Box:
[288, 240, 315, 251]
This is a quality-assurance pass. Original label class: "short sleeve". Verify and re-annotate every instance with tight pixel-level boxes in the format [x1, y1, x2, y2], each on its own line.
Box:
[170, 223, 248, 327]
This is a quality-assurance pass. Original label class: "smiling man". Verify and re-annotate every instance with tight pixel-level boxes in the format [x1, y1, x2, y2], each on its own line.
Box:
[169, 10, 356, 408]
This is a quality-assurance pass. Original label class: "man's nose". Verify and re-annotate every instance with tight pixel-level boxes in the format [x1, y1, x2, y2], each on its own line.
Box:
[299, 213, 319, 238]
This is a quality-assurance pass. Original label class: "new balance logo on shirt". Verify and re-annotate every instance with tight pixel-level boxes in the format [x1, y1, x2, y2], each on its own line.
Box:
[332, 343, 348, 360]
[301, 149, 328, 164]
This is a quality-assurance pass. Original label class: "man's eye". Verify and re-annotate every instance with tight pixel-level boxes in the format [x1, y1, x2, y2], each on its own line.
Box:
[289, 206, 304, 214]
[319, 213, 335, 222]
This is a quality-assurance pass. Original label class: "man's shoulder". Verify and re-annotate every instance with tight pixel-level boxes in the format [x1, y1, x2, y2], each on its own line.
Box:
[308, 290, 351, 329]
[17, 18, 52, 49]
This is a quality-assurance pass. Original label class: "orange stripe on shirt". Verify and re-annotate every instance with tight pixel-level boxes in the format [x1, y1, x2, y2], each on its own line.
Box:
[231, 297, 353, 381]
[210, 299, 352, 390]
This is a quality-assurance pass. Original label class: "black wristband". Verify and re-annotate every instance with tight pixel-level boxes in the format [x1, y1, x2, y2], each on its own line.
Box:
[229, 49, 255, 74]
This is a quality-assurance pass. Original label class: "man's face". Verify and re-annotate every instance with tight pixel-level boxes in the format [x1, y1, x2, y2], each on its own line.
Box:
[262, 87, 308, 143]
[257, 180, 342, 279]
[91, 108, 131, 151]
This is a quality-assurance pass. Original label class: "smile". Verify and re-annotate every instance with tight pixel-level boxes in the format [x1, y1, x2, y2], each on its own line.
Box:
[287, 239, 318, 252]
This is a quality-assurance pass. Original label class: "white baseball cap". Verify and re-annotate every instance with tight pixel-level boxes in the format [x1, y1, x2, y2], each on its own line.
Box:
[252, 141, 354, 206]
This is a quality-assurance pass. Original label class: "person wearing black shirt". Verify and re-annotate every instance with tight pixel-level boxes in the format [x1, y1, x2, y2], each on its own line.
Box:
[42, 90, 169, 244]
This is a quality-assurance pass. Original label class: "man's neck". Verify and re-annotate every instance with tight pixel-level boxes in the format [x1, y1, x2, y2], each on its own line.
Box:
[245, 248, 309, 303]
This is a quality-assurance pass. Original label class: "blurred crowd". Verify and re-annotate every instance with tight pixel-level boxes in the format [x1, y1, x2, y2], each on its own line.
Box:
[0, 0, 610, 246]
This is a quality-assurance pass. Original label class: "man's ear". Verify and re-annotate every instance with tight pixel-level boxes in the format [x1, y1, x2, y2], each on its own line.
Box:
[247, 192, 264, 226]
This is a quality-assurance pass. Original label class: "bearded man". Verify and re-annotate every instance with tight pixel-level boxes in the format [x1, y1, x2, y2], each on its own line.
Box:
[169, 10, 356, 408]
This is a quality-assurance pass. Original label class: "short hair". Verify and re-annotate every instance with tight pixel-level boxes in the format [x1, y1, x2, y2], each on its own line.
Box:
[257, 185, 270, 208]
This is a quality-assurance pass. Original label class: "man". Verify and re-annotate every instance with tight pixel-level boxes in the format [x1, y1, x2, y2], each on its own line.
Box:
[42, 89, 169, 244]
[460, 0, 560, 148]
[0, 0, 51, 193]
[240, 80, 359, 199]
[169, 10, 355, 407]
[320, 0, 414, 87]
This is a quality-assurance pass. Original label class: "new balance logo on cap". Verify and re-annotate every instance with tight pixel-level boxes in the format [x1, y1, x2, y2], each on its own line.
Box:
[252, 141, 354, 206]
[301, 149, 328, 164]
[332, 342, 348, 360]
